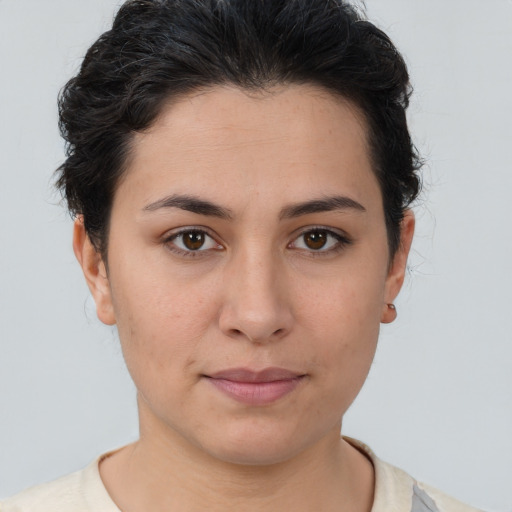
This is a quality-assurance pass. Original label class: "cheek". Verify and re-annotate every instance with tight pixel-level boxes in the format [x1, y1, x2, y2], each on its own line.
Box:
[297, 263, 385, 340]
[306, 297, 380, 374]
[296, 270, 383, 396]
[108, 263, 220, 389]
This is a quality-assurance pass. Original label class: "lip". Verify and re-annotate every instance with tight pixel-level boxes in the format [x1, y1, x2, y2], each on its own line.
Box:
[204, 367, 306, 405]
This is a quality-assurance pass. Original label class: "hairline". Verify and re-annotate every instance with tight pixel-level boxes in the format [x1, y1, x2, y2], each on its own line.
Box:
[96, 81, 393, 262]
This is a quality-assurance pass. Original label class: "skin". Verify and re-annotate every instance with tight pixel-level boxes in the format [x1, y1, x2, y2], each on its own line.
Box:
[74, 84, 414, 511]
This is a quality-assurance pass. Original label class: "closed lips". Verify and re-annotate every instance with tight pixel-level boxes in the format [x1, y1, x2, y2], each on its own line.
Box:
[206, 367, 306, 382]
[204, 367, 306, 405]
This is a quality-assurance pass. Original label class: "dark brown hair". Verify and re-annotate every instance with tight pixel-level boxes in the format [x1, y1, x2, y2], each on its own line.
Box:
[57, 0, 421, 257]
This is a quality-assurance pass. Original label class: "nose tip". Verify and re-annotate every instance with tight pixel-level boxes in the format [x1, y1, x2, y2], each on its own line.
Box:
[218, 261, 294, 344]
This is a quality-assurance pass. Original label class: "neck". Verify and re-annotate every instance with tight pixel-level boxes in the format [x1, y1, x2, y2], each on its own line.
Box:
[100, 401, 374, 512]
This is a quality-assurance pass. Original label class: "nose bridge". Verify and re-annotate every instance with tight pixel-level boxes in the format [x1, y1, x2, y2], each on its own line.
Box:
[219, 240, 293, 343]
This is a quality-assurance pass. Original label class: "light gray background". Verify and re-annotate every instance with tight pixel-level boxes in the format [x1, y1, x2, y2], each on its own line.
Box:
[1, 1, 511, 510]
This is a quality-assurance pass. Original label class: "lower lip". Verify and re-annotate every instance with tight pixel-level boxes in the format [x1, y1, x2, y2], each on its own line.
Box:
[206, 377, 304, 405]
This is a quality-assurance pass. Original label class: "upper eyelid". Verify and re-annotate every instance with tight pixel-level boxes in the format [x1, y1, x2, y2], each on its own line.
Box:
[162, 227, 223, 253]
[291, 225, 350, 240]
[161, 225, 351, 248]
[163, 229, 223, 257]
[163, 226, 219, 241]
[288, 227, 352, 254]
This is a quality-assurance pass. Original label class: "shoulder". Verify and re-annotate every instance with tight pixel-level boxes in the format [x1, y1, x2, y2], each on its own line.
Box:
[0, 470, 87, 512]
[413, 481, 484, 512]
[0, 453, 121, 512]
[344, 437, 484, 512]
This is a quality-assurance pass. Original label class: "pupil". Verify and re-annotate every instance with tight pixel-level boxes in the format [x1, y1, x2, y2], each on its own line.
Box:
[184, 232, 205, 250]
[305, 231, 327, 250]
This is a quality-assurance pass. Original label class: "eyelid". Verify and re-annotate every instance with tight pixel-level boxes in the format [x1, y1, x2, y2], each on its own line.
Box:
[162, 226, 224, 256]
[161, 225, 351, 257]
[288, 225, 352, 253]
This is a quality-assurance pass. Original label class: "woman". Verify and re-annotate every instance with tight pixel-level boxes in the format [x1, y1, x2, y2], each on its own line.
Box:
[1, 0, 483, 510]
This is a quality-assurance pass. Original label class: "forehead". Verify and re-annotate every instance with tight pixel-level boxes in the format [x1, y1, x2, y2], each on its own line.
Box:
[118, 84, 380, 214]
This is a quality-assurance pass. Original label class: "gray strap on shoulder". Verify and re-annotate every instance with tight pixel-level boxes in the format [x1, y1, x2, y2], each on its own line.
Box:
[411, 483, 441, 512]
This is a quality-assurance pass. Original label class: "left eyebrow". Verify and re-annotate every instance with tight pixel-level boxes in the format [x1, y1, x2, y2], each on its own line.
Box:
[279, 195, 367, 219]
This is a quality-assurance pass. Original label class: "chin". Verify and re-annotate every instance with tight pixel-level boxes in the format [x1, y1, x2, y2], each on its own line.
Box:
[197, 418, 322, 467]
[208, 440, 301, 467]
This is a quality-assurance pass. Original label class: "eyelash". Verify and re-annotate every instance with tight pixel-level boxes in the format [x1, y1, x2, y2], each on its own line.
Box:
[289, 226, 352, 257]
[163, 228, 222, 258]
[163, 226, 352, 258]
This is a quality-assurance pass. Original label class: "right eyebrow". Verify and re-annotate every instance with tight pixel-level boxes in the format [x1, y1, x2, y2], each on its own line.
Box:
[143, 194, 234, 220]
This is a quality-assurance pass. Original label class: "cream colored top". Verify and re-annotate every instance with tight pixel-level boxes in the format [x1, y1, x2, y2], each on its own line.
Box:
[0, 439, 483, 512]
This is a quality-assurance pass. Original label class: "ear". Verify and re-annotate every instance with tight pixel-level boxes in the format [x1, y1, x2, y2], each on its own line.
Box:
[73, 217, 116, 325]
[381, 210, 415, 324]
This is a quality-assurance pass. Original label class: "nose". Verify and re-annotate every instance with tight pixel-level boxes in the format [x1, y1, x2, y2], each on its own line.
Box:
[218, 247, 294, 344]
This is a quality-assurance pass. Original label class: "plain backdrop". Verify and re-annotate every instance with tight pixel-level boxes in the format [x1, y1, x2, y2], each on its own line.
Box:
[0, 1, 511, 510]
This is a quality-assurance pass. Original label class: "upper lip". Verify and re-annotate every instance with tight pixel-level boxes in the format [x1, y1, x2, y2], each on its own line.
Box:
[206, 367, 304, 383]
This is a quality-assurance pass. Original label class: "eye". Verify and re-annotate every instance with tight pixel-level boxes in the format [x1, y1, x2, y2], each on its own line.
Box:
[290, 228, 349, 253]
[166, 229, 222, 254]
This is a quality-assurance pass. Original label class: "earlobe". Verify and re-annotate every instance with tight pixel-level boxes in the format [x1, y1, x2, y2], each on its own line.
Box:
[73, 217, 116, 326]
[381, 303, 397, 324]
[381, 210, 415, 324]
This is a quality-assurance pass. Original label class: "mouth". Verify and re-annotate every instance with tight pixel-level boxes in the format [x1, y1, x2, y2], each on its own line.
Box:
[203, 367, 307, 406]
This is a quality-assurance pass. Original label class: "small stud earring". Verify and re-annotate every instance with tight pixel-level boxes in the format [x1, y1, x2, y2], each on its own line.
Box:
[381, 303, 397, 324]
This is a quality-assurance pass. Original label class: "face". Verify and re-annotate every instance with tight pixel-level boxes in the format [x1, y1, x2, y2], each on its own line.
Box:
[76, 85, 413, 466]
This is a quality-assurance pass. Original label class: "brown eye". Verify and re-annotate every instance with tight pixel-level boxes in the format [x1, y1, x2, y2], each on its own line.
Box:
[182, 231, 205, 250]
[303, 230, 328, 250]
[168, 230, 221, 254]
[290, 228, 348, 253]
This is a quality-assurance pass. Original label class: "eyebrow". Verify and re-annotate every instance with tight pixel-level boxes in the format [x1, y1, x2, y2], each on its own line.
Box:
[143, 194, 234, 220]
[279, 195, 366, 219]
[143, 193, 366, 220]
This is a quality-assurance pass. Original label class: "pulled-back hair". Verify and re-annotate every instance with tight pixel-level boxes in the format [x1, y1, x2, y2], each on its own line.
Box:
[56, 0, 421, 257]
